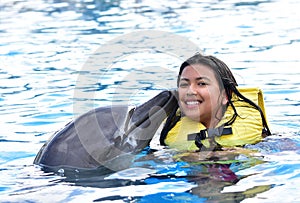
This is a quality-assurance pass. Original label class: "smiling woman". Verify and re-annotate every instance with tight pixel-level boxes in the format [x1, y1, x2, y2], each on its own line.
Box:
[160, 54, 272, 151]
[177, 64, 228, 128]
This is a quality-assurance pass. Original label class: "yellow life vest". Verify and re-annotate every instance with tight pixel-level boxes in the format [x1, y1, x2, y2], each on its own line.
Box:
[164, 87, 269, 151]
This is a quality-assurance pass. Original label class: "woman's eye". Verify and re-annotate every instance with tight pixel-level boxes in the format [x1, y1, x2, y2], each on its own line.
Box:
[179, 83, 188, 87]
[198, 82, 207, 86]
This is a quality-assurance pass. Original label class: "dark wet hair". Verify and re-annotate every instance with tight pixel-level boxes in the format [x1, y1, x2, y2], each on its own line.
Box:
[160, 53, 271, 145]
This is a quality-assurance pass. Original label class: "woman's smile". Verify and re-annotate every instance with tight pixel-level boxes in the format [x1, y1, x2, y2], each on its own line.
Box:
[184, 99, 202, 108]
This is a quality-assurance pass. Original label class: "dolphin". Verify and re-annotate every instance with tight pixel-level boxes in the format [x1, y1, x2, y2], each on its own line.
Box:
[33, 90, 177, 172]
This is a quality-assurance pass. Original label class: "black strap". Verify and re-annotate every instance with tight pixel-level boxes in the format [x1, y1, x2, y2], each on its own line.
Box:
[187, 126, 232, 141]
[187, 126, 232, 150]
[159, 105, 180, 146]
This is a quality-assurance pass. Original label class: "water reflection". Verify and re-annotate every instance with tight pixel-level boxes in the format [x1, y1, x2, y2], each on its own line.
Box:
[51, 147, 271, 202]
[1, 0, 300, 202]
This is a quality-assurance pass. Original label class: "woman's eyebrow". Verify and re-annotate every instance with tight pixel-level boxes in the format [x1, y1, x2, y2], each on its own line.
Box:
[179, 78, 189, 82]
[196, 76, 211, 81]
[180, 76, 210, 81]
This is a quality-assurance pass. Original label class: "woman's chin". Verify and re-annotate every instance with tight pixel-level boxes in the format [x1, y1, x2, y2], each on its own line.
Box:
[184, 114, 201, 122]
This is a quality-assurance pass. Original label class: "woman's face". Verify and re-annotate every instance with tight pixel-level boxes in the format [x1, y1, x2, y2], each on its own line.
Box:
[178, 64, 228, 128]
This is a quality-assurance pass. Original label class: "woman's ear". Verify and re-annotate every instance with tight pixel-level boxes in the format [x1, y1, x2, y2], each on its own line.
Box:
[221, 89, 229, 105]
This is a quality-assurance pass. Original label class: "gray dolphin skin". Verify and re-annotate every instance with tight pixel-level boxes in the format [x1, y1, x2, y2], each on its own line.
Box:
[34, 90, 178, 172]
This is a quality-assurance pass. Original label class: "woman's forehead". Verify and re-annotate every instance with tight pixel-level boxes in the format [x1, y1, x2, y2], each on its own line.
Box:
[181, 64, 216, 78]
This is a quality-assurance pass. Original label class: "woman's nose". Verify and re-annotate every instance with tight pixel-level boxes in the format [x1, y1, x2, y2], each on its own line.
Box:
[187, 84, 197, 95]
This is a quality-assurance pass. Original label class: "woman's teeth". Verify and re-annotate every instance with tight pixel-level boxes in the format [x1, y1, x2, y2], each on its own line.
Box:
[186, 101, 200, 105]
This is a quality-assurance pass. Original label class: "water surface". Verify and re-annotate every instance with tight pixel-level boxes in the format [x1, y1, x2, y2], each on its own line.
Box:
[1, 0, 300, 202]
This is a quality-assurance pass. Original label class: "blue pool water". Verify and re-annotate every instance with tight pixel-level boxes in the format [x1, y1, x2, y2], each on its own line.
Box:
[1, 0, 300, 202]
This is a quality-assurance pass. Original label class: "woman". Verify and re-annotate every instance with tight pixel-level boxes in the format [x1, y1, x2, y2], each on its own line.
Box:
[160, 53, 271, 151]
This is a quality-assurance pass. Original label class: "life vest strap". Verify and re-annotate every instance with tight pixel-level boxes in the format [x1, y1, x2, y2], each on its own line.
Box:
[187, 126, 233, 141]
[187, 126, 232, 150]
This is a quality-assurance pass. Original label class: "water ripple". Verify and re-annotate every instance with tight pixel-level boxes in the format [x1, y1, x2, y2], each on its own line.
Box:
[1, 0, 300, 202]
